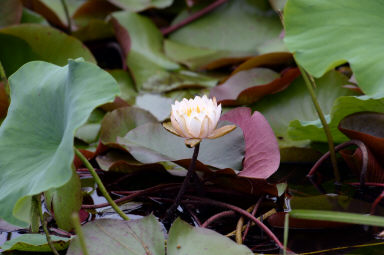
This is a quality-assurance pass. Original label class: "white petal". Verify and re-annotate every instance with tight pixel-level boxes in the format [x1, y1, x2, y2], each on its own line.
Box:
[188, 117, 202, 138]
[171, 113, 184, 136]
[175, 112, 191, 138]
[199, 116, 210, 138]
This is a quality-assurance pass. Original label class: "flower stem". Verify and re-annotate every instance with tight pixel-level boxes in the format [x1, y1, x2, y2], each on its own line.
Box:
[60, 0, 72, 33]
[72, 213, 89, 255]
[165, 143, 200, 219]
[74, 148, 129, 220]
[297, 64, 340, 184]
[35, 194, 60, 255]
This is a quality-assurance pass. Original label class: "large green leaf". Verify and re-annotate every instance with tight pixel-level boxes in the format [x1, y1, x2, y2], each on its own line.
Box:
[167, 218, 253, 255]
[0, 24, 95, 76]
[167, 0, 283, 67]
[252, 71, 356, 146]
[117, 122, 245, 170]
[1, 234, 71, 252]
[67, 215, 165, 255]
[284, 0, 384, 96]
[0, 60, 119, 227]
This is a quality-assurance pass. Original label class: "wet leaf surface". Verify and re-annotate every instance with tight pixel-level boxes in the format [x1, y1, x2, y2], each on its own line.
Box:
[1, 234, 71, 252]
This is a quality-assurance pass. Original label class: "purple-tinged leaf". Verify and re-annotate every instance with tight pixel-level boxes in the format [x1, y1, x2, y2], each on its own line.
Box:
[221, 107, 280, 179]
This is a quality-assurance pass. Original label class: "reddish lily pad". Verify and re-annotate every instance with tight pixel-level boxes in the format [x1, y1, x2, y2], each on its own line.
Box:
[0, 0, 23, 27]
[211, 67, 300, 106]
[338, 112, 384, 164]
[221, 107, 280, 179]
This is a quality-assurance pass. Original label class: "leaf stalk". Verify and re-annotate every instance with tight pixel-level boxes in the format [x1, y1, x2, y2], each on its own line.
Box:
[296, 63, 341, 184]
[74, 148, 129, 220]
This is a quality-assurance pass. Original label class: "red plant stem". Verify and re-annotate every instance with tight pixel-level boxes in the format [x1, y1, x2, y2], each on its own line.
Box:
[371, 189, 384, 215]
[202, 210, 236, 228]
[81, 183, 180, 209]
[348, 182, 384, 187]
[154, 195, 285, 250]
[243, 196, 263, 241]
[165, 143, 200, 217]
[185, 205, 202, 226]
[161, 0, 229, 35]
[307, 140, 368, 192]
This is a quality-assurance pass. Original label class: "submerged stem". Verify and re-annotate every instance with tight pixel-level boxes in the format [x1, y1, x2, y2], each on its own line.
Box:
[297, 64, 340, 183]
[74, 148, 129, 220]
[35, 194, 60, 255]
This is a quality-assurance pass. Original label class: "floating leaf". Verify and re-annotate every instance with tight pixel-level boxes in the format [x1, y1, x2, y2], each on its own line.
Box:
[211, 67, 300, 106]
[67, 215, 165, 255]
[108, 0, 173, 12]
[288, 95, 384, 143]
[108, 69, 137, 105]
[111, 11, 219, 91]
[169, 1, 283, 63]
[134, 93, 172, 121]
[0, 24, 96, 76]
[167, 218, 253, 255]
[100, 106, 158, 145]
[251, 71, 357, 145]
[284, 0, 384, 96]
[117, 122, 244, 170]
[1, 234, 71, 252]
[0, 60, 119, 226]
[339, 112, 384, 161]
[221, 107, 279, 179]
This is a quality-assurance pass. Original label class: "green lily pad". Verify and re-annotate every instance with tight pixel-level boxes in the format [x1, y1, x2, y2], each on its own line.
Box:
[284, 0, 384, 96]
[108, 69, 137, 105]
[168, 1, 283, 64]
[0, 24, 95, 76]
[0, 60, 119, 227]
[135, 93, 172, 121]
[167, 218, 253, 255]
[117, 122, 244, 170]
[288, 95, 384, 143]
[100, 106, 158, 144]
[111, 11, 218, 91]
[108, 0, 173, 12]
[67, 215, 253, 255]
[1, 234, 71, 252]
[252, 70, 357, 146]
[21, 8, 49, 25]
[67, 215, 165, 255]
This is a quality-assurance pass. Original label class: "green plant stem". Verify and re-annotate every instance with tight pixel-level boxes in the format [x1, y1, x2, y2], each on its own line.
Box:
[72, 213, 89, 255]
[36, 194, 59, 255]
[297, 64, 340, 183]
[283, 213, 289, 255]
[0, 60, 10, 96]
[30, 195, 40, 233]
[60, 0, 72, 33]
[74, 148, 129, 220]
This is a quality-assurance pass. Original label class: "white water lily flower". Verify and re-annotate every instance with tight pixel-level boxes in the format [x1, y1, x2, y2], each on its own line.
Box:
[164, 96, 236, 146]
